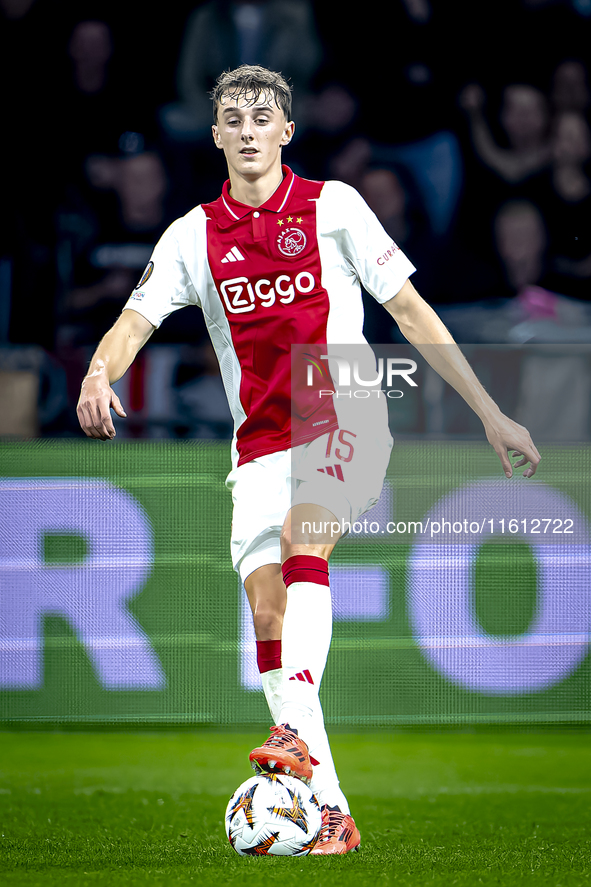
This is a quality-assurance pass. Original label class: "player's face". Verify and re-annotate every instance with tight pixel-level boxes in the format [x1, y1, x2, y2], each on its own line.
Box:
[212, 92, 294, 181]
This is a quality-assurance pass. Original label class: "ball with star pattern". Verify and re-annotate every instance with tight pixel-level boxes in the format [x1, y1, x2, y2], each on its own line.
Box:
[225, 773, 322, 856]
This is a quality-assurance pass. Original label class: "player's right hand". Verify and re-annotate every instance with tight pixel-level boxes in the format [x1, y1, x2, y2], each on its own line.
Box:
[77, 377, 127, 440]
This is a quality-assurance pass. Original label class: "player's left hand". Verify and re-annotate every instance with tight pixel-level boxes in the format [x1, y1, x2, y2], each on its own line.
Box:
[482, 413, 541, 478]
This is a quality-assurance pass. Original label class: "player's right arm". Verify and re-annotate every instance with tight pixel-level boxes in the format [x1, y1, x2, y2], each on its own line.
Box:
[77, 308, 156, 440]
[384, 278, 541, 477]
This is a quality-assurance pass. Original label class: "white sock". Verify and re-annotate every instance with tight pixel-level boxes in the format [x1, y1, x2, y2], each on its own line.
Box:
[256, 640, 283, 724]
[280, 556, 349, 812]
[260, 667, 282, 724]
[306, 698, 349, 813]
[278, 579, 331, 729]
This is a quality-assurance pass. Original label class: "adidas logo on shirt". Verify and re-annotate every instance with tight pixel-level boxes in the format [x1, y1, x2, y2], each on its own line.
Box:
[221, 246, 246, 263]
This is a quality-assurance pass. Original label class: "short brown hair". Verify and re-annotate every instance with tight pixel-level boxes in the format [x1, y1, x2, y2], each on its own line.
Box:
[210, 65, 292, 124]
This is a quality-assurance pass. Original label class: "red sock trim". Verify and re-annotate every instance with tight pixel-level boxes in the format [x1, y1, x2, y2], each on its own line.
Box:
[256, 639, 282, 674]
[282, 555, 329, 588]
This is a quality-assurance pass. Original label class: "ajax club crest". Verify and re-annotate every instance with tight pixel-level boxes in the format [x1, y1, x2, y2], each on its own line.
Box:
[277, 227, 307, 257]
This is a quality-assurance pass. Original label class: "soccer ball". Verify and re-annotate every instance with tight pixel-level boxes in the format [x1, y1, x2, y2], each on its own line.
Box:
[225, 773, 322, 856]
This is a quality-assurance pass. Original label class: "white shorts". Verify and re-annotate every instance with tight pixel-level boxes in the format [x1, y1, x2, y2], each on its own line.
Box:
[226, 422, 393, 583]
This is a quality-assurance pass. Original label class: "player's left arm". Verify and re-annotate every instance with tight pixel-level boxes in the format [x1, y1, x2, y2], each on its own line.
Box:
[383, 278, 541, 478]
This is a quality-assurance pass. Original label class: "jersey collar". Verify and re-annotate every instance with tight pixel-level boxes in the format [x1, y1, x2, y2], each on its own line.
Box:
[221, 165, 296, 220]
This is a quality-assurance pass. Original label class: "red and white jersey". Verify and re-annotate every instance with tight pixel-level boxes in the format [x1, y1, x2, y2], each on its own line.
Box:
[123, 166, 416, 467]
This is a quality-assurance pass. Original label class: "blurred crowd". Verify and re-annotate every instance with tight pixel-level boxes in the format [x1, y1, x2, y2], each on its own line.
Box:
[1, 0, 590, 437]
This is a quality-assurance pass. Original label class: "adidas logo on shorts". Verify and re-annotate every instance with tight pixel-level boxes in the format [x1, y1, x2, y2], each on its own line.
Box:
[317, 464, 345, 481]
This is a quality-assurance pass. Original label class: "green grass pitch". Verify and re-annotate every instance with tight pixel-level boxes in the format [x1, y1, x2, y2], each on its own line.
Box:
[1, 730, 590, 886]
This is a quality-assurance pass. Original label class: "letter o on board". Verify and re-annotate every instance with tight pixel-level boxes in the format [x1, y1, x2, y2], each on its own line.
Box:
[407, 481, 591, 694]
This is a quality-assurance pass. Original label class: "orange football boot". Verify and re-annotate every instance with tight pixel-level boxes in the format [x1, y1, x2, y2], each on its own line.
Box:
[310, 805, 361, 855]
[249, 723, 313, 785]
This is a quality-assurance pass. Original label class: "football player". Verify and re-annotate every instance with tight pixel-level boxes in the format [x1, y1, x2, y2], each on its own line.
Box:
[77, 65, 540, 854]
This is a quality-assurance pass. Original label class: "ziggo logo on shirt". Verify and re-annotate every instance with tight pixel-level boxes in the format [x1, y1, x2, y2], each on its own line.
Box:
[220, 273, 316, 314]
